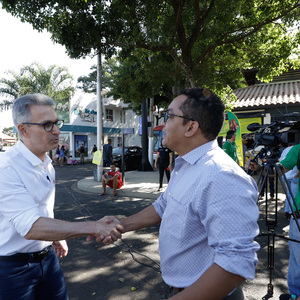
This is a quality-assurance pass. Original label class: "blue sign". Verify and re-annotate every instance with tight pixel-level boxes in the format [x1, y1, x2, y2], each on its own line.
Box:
[139, 116, 150, 135]
[123, 128, 134, 134]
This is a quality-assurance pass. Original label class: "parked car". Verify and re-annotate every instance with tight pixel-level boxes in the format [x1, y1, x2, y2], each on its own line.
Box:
[112, 146, 142, 171]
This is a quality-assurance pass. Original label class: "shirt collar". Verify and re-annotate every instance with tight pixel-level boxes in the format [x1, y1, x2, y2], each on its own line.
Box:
[16, 140, 51, 167]
[177, 139, 219, 165]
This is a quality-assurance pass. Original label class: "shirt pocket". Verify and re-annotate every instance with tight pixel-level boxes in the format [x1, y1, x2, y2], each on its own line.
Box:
[161, 195, 189, 240]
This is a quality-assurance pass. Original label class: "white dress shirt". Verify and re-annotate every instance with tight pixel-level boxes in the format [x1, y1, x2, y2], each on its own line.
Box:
[153, 140, 260, 289]
[0, 141, 54, 255]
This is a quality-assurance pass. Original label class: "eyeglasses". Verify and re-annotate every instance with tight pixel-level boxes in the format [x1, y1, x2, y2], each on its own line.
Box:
[23, 119, 64, 132]
[162, 112, 194, 123]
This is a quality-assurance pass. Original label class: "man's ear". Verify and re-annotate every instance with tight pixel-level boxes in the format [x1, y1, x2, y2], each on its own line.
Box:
[17, 124, 30, 138]
[185, 121, 199, 137]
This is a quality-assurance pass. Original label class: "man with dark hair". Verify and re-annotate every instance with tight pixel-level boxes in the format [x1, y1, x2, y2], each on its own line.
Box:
[103, 138, 113, 167]
[223, 130, 239, 164]
[100, 87, 260, 299]
[101, 162, 123, 196]
[0, 94, 124, 300]
[154, 145, 173, 191]
[78, 144, 86, 164]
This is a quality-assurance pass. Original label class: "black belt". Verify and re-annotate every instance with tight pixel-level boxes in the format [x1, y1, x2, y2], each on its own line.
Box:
[170, 287, 184, 293]
[0, 245, 52, 262]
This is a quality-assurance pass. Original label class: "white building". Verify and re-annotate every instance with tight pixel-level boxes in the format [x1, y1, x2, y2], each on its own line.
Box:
[60, 91, 142, 160]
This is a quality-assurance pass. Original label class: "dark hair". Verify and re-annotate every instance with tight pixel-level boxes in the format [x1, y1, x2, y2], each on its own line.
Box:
[226, 130, 236, 140]
[110, 162, 116, 167]
[179, 88, 225, 140]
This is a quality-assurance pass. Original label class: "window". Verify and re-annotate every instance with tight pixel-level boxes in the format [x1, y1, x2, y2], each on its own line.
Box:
[105, 109, 113, 121]
[118, 137, 122, 147]
[119, 110, 126, 124]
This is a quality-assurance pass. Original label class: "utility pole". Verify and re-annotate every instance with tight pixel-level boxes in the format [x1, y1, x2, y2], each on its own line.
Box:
[138, 99, 153, 171]
[148, 97, 154, 166]
[96, 53, 103, 181]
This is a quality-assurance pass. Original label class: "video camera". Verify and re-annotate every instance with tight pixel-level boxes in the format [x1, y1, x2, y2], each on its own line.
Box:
[247, 115, 300, 159]
[247, 121, 293, 148]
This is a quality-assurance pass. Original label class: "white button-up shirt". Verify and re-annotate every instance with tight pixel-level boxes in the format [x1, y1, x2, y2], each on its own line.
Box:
[153, 140, 260, 288]
[0, 141, 54, 255]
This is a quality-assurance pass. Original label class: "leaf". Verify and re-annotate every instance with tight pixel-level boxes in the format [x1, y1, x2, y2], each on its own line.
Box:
[119, 278, 125, 283]
[131, 287, 137, 291]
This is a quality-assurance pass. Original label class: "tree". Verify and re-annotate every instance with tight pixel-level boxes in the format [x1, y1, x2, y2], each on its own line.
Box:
[2, 127, 16, 138]
[78, 52, 179, 111]
[77, 57, 117, 93]
[0, 62, 75, 110]
[2, 0, 300, 104]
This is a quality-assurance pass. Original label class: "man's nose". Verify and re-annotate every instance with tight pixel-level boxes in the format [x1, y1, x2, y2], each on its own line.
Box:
[52, 124, 61, 135]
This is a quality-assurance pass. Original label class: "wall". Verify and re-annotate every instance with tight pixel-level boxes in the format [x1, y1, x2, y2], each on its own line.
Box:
[67, 91, 141, 158]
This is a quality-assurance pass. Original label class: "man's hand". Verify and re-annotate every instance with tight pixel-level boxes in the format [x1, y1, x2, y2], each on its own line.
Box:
[53, 240, 68, 258]
[249, 161, 260, 172]
[86, 216, 124, 244]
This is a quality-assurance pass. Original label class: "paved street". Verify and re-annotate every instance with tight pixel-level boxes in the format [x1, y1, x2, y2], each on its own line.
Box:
[54, 163, 293, 300]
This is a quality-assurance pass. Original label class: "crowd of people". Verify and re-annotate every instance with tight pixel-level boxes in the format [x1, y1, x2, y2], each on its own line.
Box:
[1, 89, 300, 299]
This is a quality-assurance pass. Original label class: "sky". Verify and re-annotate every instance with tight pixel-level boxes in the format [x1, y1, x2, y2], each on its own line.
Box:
[0, 6, 97, 129]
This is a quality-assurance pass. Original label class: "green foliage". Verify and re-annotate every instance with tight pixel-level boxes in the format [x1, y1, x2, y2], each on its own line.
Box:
[77, 57, 117, 93]
[2, 0, 300, 107]
[2, 127, 16, 137]
[0, 62, 75, 110]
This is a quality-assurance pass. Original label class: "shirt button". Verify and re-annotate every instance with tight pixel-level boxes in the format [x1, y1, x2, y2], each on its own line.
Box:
[175, 171, 178, 175]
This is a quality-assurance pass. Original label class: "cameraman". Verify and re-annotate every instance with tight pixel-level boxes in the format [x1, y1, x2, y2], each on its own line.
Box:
[280, 145, 300, 300]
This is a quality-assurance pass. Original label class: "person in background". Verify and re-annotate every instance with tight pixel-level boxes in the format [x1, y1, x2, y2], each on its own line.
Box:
[99, 87, 260, 299]
[103, 139, 113, 167]
[91, 144, 97, 158]
[78, 144, 86, 164]
[59, 145, 65, 166]
[154, 145, 173, 191]
[280, 145, 300, 300]
[101, 162, 123, 196]
[242, 136, 248, 167]
[250, 150, 300, 300]
[0, 94, 124, 300]
[258, 151, 275, 200]
[279, 145, 298, 220]
[223, 130, 239, 164]
[54, 145, 60, 164]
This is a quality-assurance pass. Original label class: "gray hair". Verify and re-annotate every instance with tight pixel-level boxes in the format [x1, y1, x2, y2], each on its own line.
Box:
[12, 94, 55, 128]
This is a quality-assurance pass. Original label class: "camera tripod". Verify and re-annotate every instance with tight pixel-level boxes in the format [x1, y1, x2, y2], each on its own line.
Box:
[255, 157, 300, 299]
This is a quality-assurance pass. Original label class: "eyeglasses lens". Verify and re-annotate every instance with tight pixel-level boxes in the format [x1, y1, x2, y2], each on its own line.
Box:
[163, 113, 168, 122]
[44, 120, 64, 132]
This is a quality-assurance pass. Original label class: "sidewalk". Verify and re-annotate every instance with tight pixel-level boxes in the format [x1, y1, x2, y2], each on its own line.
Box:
[77, 169, 165, 199]
[75, 166, 291, 299]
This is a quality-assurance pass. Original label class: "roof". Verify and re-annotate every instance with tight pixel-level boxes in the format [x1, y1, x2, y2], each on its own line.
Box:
[0, 132, 13, 140]
[233, 80, 300, 108]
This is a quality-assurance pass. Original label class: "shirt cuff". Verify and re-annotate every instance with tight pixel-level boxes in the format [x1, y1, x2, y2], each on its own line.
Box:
[214, 251, 258, 280]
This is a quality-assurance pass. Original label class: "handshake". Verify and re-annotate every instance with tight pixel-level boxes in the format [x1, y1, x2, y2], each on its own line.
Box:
[86, 216, 125, 245]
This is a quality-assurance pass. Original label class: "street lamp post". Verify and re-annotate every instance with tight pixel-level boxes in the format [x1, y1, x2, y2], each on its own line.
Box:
[96, 53, 103, 181]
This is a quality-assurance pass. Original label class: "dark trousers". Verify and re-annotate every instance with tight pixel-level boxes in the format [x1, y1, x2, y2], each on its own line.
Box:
[0, 247, 68, 300]
[103, 159, 112, 167]
[159, 164, 170, 188]
[168, 285, 244, 299]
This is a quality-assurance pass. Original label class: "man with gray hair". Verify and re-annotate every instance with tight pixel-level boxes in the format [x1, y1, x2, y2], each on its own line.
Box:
[0, 94, 124, 300]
